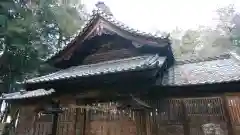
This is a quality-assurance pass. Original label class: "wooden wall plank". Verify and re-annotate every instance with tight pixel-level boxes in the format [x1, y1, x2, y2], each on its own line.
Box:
[16, 96, 235, 135]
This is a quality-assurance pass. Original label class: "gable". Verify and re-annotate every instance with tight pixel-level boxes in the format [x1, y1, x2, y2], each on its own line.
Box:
[46, 10, 171, 67]
[82, 40, 140, 64]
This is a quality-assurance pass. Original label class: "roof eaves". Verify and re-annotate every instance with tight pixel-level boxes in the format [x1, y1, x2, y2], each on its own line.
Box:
[25, 55, 166, 84]
[0, 89, 55, 100]
[162, 53, 240, 86]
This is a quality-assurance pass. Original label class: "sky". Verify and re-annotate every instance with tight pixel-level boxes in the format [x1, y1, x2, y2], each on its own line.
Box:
[81, 0, 240, 33]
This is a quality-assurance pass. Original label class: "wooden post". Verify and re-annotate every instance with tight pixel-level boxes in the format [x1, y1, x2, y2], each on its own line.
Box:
[51, 112, 59, 135]
[181, 99, 190, 135]
[135, 111, 141, 135]
[222, 95, 235, 135]
[31, 113, 38, 135]
[73, 100, 78, 135]
[145, 111, 151, 135]
[141, 110, 147, 135]
[135, 110, 147, 135]
[51, 101, 60, 135]
[83, 107, 88, 135]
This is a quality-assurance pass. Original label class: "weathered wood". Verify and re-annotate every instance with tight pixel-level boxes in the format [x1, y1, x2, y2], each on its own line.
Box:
[59, 19, 101, 62]
[84, 109, 90, 135]
[52, 113, 58, 135]
[82, 108, 87, 135]
[72, 100, 77, 135]
[223, 95, 235, 135]
[16, 96, 234, 135]
[135, 111, 141, 135]
[31, 113, 38, 135]
[83, 49, 139, 64]
[145, 112, 151, 135]
[182, 99, 190, 135]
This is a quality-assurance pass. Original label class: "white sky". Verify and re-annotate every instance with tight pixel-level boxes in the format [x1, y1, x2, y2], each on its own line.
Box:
[82, 0, 240, 32]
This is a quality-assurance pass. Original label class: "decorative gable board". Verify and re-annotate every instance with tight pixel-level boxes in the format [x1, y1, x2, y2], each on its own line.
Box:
[46, 10, 171, 68]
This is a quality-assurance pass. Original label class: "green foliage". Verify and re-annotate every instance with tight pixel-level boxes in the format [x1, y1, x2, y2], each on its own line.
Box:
[0, 0, 86, 92]
[171, 4, 240, 59]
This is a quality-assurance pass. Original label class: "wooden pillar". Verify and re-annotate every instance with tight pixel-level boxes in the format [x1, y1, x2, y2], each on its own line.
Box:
[51, 112, 59, 135]
[135, 111, 141, 135]
[51, 101, 60, 135]
[75, 100, 86, 135]
[141, 111, 147, 135]
[181, 99, 190, 135]
[222, 95, 235, 135]
[31, 113, 38, 135]
[73, 100, 78, 135]
[145, 112, 151, 135]
[74, 109, 77, 135]
[135, 110, 147, 135]
[83, 107, 89, 135]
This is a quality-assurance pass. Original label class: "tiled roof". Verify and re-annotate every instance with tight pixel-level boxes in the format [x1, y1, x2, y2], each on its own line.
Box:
[25, 55, 166, 84]
[0, 89, 55, 100]
[45, 9, 169, 62]
[162, 54, 240, 86]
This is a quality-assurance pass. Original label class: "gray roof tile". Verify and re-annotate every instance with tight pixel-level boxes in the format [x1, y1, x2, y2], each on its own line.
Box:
[162, 54, 240, 86]
[26, 55, 166, 84]
[0, 89, 55, 100]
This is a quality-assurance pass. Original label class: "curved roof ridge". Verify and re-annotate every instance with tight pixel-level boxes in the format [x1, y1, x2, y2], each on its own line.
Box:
[93, 10, 169, 39]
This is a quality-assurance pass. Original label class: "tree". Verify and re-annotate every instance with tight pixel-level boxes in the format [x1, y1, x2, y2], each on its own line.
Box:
[214, 4, 240, 48]
[215, 4, 235, 36]
[230, 14, 240, 46]
[180, 30, 201, 54]
[0, 0, 87, 123]
[0, 0, 87, 93]
[172, 4, 239, 59]
[169, 27, 183, 58]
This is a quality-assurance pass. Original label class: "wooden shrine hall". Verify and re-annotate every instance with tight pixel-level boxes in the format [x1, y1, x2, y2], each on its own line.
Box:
[2, 3, 240, 135]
